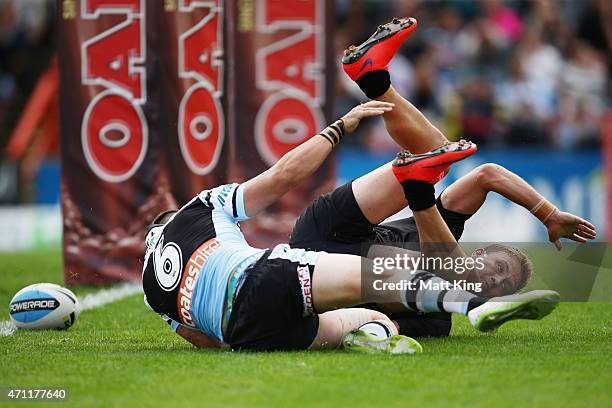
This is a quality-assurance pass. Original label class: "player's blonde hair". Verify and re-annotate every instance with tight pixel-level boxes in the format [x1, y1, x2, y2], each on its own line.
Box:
[484, 244, 533, 292]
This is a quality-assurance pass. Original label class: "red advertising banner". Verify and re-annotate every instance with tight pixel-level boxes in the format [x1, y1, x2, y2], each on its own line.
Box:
[229, 0, 335, 247]
[58, 0, 332, 285]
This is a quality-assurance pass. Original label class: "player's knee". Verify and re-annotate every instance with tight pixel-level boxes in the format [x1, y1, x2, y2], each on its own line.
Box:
[312, 308, 393, 349]
[368, 309, 392, 324]
[475, 163, 501, 188]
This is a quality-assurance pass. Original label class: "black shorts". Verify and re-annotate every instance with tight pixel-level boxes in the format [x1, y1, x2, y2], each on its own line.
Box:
[225, 247, 319, 351]
[289, 181, 470, 255]
[289, 182, 375, 256]
[288, 181, 471, 338]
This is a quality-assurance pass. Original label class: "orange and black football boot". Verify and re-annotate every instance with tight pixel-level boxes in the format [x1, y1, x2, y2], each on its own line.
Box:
[342, 17, 418, 81]
[392, 141, 477, 184]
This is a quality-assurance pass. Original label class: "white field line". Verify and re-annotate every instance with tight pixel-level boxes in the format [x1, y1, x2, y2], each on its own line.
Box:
[0, 321, 16, 337]
[1, 282, 142, 337]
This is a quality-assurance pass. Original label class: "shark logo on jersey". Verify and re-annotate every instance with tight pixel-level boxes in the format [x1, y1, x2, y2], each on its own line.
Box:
[216, 184, 233, 207]
[145, 226, 163, 255]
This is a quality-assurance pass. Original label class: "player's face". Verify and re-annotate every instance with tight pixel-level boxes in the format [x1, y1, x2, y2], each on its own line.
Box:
[474, 251, 523, 298]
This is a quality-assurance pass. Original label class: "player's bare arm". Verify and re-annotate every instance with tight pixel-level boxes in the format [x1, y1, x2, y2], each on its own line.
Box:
[356, 160, 596, 294]
[148, 101, 393, 351]
[340, 17, 595, 294]
[137, 16, 569, 358]
[311, 141, 560, 339]
[440, 163, 597, 249]
[338, 19, 489, 290]
[241, 101, 393, 217]
[176, 325, 228, 349]
[342, 19, 472, 265]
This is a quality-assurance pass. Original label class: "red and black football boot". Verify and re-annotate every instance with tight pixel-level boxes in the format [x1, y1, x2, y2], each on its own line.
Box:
[342, 17, 418, 81]
[392, 141, 477, 184]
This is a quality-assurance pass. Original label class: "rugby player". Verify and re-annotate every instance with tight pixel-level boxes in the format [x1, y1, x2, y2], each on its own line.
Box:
[288, 17, 597, 338]
[141, 19, 569, 354]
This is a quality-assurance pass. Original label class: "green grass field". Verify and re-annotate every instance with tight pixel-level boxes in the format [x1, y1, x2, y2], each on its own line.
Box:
[1, 250, 611, 408]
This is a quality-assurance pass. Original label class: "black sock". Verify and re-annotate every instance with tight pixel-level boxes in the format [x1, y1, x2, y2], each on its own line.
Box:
[466, 297, 487, 313]
[400, 180, 436, 211]
[355, 70, 391, 99]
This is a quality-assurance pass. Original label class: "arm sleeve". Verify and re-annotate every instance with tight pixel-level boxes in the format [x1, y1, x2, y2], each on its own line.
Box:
[198, 183, 250, 221]
[159, 313, 181, 333]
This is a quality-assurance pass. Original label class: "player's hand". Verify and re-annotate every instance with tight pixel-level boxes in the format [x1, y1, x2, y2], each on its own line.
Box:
[341, 101, 394, 133]
[545, 210, 597, 251]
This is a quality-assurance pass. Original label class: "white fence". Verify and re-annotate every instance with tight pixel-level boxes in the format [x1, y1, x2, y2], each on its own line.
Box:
[0, 206, 61, 252]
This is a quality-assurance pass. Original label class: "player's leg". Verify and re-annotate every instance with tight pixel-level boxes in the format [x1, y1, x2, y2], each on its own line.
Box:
[308, 308, 422, 354]
[351, 144, 480, 331]
[308, 172, 472, 312]
[390, 148, 560, 331]
[352, 162, 406, 224]
[312, 143, 480, 313]
[376, 86, 447, 153]
[310, 308, 395, 349]
[312, 149, 560, 333]
[342, 17, 447, 154]
[341, 18, 465, 224]
[311, 249, 559, 333]
[352, 141, 475, 225]
[312, 251, 477, 317]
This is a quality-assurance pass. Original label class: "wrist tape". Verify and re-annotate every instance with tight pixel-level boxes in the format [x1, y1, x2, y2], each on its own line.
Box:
[530, 199, 558, 224]
[318, 119, 345, 147]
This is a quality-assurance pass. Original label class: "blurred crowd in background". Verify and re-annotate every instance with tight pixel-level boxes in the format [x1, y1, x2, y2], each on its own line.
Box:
[0, 0, 55, 149]
[0, 0, 610, 162]
[1, 0, 610, 152]
[335, 0, 611, 151]
[0, 0, 607, 246]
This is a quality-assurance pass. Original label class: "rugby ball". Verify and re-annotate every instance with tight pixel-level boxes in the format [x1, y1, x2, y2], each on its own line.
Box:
[9, 283, 80, 330]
